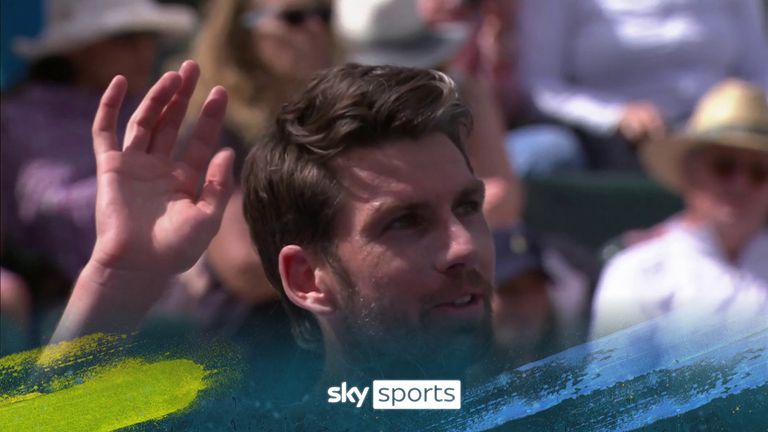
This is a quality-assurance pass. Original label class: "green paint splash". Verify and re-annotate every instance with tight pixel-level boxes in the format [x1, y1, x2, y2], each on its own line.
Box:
[0, 335, 211, 432]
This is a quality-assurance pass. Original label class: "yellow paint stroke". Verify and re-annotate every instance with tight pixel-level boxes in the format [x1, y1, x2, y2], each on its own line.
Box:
[1, 333, 132, 404]
[0, 333, 126, 378]
[37, 333, 128, 368]
[0, 358, 209, 432]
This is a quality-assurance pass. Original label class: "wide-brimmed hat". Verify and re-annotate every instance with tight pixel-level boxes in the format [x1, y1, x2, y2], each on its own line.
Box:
[13, 0, 196, 60]
[641, 79, 768, 191]
[335, 0, 468, 69]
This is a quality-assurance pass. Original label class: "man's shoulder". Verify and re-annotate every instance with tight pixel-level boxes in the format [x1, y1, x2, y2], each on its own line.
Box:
[591, 230, 678, 338]
[745, 229, 768, 274]
[604, 229, 674, 278]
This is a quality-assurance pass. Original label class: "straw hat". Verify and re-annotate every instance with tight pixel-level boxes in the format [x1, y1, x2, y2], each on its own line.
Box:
[13, 0, 196, 60]
[641, 79, 768, 191]
[335, 0, 468, 68]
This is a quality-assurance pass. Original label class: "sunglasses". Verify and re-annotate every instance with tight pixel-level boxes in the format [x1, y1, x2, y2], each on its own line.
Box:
[706, 157, 768, 186]
[242, 6, 332, 28]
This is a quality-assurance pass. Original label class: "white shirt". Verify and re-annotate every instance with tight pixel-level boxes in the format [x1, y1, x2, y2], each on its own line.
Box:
[590, 219, 768, 339]
[521, 0, 768, 133]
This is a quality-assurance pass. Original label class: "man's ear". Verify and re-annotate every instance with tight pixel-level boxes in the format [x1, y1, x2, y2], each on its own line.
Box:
[278, 245, 338, 316]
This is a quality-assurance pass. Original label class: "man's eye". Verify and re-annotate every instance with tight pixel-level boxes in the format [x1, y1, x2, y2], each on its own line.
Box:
[386, 213, 424, 231]
[455, 200, 481, 217]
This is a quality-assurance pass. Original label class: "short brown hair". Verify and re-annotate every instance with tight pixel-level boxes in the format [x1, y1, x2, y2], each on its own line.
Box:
[242, 63, 473, 348]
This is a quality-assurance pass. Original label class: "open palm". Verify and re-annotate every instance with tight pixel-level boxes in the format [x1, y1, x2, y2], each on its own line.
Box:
[90, 61, 234, 275]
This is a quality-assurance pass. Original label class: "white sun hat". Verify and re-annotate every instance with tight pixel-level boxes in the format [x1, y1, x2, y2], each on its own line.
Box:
[335, 0, 468, 69]
[13, 0, 197, 60]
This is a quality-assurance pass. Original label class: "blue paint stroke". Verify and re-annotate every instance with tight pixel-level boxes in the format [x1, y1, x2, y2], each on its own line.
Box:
[422, 306, 768, 431]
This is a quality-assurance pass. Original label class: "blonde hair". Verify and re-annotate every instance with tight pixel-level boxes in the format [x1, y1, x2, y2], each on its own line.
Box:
[189, 0, 335, 144]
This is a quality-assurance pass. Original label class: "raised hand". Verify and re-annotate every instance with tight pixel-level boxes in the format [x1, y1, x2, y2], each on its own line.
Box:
[90, 60, 233, 275]
[51, 61, 233, 341]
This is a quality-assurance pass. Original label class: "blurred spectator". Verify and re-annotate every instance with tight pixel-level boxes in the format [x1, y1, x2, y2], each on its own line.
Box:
[165, 0, 336, 335]
[521, 0, 768, 171]
[190, 0, 336, 152]
[0, 0, 195, 340]
[418, 0, 586, 177]
[491, 226, 600, 366]
[337, 0, 523, 227]
[419, 0, 522, 123]
[591, 80, 768, 338]
[490, 227, 556, 365]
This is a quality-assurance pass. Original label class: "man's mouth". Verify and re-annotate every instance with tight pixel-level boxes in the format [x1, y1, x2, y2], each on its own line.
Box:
[428, 269, 493, 321]
[452, 294, 473, 306]
[432, 294, 486, 319]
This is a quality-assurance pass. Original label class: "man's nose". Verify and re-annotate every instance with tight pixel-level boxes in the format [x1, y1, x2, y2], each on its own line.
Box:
[435, 218, 480, 274]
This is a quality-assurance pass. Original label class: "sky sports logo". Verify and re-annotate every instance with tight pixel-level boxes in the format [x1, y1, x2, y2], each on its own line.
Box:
[327, 380, 461, 409]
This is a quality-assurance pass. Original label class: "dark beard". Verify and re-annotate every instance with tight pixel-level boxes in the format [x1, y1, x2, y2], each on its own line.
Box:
[338, 310, 493, 379]
[328, 258, 494, 379]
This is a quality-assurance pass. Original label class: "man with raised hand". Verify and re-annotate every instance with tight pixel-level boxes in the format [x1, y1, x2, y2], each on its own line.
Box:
[54, 62, 496, 384]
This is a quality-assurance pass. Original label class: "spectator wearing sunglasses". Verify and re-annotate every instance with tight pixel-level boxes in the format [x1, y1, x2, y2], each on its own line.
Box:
[590, 80, 768, 339]
[190, 0, 335, 149]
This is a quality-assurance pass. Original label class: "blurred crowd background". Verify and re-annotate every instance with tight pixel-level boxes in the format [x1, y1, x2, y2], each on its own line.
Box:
[1, 0, 766, 377]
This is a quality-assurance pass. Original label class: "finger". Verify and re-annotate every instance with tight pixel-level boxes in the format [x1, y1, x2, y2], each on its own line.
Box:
[92, 76, 128, 156]
[644, 111, 667, 139]
[149, 60, 201, 157]
[181, 86, 228, 176]
[197, 148, 235, 217]
[123, 71, 182, 153]
[630, 113, 658, 142]
[632, 114, 652, 140]
[620, 119, 641, 142]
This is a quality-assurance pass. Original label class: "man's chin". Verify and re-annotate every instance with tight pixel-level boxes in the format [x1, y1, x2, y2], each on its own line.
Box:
[421, 320, 494, 375]
[338, 323, 493, 378]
